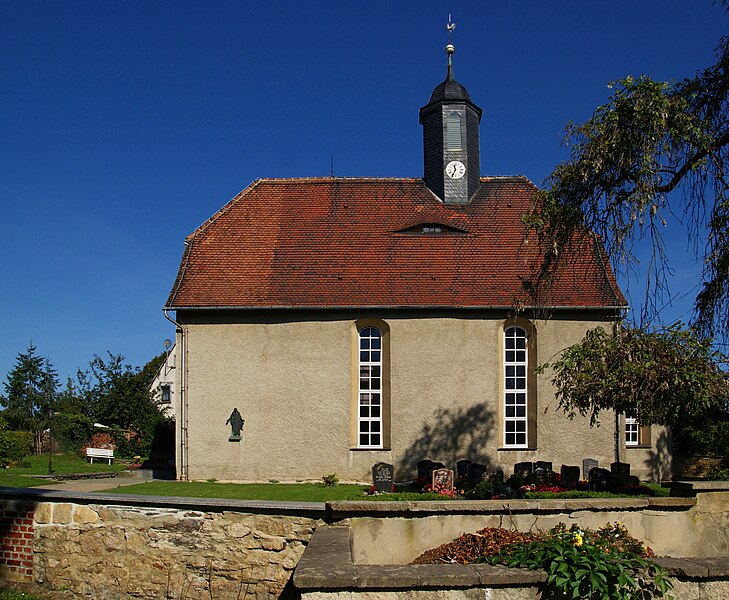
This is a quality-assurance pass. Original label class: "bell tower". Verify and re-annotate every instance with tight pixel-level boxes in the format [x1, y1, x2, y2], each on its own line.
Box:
[419, 20, 482, 204]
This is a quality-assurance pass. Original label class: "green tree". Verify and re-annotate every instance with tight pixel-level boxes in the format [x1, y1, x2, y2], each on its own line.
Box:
[0, 343, 58, 431]
[528, 31, 729, 340]
[537, 324, 729, 428]
[75, 351, 167, 456]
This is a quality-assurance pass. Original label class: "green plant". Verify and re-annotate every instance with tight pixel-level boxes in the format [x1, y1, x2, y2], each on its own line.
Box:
[0, 429, 34, 467]
[52, 412, 94, 453]
[322, 473, 338, 487]
[705, 464, 729, 480]
[483, 523, 672, 599]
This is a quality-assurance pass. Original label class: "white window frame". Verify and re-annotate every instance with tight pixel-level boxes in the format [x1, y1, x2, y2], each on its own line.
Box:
[504, 326, 528, 448]
[625, 415, 639, 446]
[358, 327, 383, 448]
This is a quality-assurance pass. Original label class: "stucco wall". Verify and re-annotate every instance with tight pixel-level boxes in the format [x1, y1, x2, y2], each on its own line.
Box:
[177, 310, 666, 482]
[343, 493, 729, 564]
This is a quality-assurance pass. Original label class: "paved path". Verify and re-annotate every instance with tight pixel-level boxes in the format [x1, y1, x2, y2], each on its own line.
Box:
[31, 474, 153, 493]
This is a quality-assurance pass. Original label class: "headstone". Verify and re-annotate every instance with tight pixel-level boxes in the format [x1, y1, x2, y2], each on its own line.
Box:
[611, 462, 631, 478]
[626, 475, 640, 487]
[583, 458, 598, 480]
[487, 469, 504, 484]
[432, 468, 454, 491]
[534, 467, 547, 485]
[561, 465, 581, 487]
[589, 467, 612, 492]
[467, 462, 488, 483]
[456, 459, 472, 479]
[514, 462, 533, 477]
[372, 462, 394, 494]
[417, 460, 434, 480]
[535, 461, 552, 472]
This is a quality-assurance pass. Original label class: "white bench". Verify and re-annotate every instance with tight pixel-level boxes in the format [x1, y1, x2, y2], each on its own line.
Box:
[86, 447, 114, 465]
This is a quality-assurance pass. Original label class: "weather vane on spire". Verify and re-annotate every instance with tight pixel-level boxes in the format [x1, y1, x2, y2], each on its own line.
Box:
[447, 14, 456, 42]
[445, 14, 456, 65]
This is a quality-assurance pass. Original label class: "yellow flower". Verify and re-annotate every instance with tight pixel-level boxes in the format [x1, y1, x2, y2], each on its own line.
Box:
[573, 533, 583, 547]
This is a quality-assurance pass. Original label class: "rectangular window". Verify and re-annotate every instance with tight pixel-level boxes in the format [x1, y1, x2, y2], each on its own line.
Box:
[504, 327, 528, 447]
[160, 384, 171, 404]
[358, 327, 382, 448]
[625, 415, 639, 446]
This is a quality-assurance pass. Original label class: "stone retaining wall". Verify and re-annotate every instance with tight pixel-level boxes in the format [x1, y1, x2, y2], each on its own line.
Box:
[0, 488, 326, 599]
[0, 486, 728, 598]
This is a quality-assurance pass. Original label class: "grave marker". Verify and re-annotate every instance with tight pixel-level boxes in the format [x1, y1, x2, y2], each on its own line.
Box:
[372, 462, 394, 494]
[583, 458, 598, 480]
[514, 462, 533, 477]
[456, 459, 472, 479]
[432, 468, 454, 491]
[467, 462, 487, 483]
[560, 465, 581, 487]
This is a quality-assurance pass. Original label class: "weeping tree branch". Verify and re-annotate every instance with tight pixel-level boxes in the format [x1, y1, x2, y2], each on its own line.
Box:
[526, 35, 729, 341]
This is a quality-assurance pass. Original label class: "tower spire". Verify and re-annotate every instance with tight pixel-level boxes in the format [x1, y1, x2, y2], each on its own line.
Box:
[446, 14, 456, 69]
[419, 16, 482, 204]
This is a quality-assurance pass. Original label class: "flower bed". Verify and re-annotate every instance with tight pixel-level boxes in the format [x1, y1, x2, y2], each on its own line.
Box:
[414, 522, 672, 599]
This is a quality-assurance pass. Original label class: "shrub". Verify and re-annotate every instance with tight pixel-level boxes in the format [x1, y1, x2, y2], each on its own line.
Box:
[322, 473, 338, 487]
[0, 430, 34, 467]
[52, 412, 94, 453]
[482, 523, 672, 599]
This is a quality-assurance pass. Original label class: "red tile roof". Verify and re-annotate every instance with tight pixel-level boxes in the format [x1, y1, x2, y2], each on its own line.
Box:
[166, 177, 626, 310]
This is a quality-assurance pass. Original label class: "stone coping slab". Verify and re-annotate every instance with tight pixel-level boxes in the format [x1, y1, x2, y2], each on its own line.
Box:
[669, 480, 729, 496]
[293, 525, 546, 591]
[294, 525, 729, 592]
[327, 496, 695, 518]
[0, 486, 327, 518]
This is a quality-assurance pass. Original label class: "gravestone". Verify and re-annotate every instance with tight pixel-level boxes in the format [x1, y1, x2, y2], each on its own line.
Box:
[487, 469, 504, 484]
[589, 467, 612, 492]
[417, 460, 434, 480]
[514, 462, 533, 477]
[535, 461, 552, 472]
[611, 462, 631, 478]
[432, 468, 454, 491]
[561, 465, 581, 488]
[456, 459, 472, 479]
[372, 462, 394, 494]
[582, 458, 598, 480]
[534, 467, 547, 485]
[467, 462, 488, 483]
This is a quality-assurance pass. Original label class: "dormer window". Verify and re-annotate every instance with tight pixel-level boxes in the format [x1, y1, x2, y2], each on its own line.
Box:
[395, 222, 467, 235]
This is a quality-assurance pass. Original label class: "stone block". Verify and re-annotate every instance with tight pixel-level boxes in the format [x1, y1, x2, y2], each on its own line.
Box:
[52, 504, 73, 525]
[227, 522, 251, 538]
[33, 503, 52, 524]
[73, 505, 99, 525]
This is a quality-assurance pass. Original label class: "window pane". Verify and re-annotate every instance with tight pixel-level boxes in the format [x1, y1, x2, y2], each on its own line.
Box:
[371, 434, 381, 446]
[371, 406, 380, 417]
[360, 434, 368, 445]
[360, 406, 368, 418]
[371, 337, 381, 350]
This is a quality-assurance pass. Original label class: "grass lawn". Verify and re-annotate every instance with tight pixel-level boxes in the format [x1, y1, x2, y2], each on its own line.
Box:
[104, 481, 370, 501]
[0, 452, 128, 488]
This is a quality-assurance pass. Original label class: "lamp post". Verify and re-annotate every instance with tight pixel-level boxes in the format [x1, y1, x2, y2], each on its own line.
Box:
[47, 408, 54, 476]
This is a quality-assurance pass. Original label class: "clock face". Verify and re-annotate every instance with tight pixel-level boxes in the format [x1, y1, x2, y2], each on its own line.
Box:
[445, 160, 466, 179]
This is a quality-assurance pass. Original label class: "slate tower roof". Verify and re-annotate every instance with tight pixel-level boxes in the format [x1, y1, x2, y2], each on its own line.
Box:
[419, 42, 482, 204]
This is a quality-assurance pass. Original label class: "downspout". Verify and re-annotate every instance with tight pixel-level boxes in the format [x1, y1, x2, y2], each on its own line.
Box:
[164, 308, 188, 481]
[613, 311, 622, 465]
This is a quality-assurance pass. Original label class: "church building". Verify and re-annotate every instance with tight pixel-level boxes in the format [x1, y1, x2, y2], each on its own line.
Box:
[164, 38, 666, 483]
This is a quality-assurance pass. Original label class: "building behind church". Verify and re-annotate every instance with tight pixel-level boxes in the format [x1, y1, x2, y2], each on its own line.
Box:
[162, 39, 668, 483]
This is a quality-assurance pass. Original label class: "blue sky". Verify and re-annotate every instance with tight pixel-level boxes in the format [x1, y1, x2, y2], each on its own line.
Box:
[1, 1, 727, 383]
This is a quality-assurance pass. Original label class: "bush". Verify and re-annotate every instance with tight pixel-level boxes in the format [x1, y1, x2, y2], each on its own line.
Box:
[482, 523, 672, 599]
[0, 430, 34, 467]
[322, 473, 338, 487]
[674, 418, 729, 457]
[52, 412, 94, 453]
